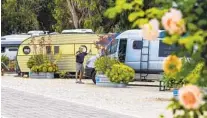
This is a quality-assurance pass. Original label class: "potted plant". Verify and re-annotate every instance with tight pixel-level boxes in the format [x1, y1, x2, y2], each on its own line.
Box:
[94, 56, 135, 87]
[94, 56, 120, 86]
[46, 63, 58, 79]
[105, 63, 135, 87]
[27, 54, 59, 79]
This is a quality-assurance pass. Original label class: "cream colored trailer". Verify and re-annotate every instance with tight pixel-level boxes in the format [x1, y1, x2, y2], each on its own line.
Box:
[17, 34, 99, 73]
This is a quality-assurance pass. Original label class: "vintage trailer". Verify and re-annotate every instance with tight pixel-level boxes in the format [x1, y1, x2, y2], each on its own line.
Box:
[1, 34, 31, 60]
[17, 34, 100, 74]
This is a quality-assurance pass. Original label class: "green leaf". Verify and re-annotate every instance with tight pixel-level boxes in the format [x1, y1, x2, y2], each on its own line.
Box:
[187, 23, 197, 31]
[133, 0, 143, 5]
[132, 18, 148, 28]
[198, 20, 207, 27]
[195, 7, 203, 15]
[115, 6, 123, 13]
[116, 0, 126, 5]
[104, 8, 118, 19]
[128, 11, 145, 22]
[122, 3, 133, 10]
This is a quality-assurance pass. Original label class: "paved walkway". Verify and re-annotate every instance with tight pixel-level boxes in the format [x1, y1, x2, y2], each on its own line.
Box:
[1, 74, 172, 118]
[2, 87, 135, 118]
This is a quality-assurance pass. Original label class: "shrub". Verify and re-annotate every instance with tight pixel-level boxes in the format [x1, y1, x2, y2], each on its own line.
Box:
[31, 62, 58, 73]
[31, 65, 39, 73]
[47, 66, 54, 72]
[27, 54, 59, 73]
[27, 56, 36, 69]
[27, 52, 61, 73]
[40, 64, 48, 73]
[59, 71, 67, 78]
[105, 64, 135, 84]
[27, 54, 46, 69]
[94, 56, 119, 74]
[1, 55, 9, 65]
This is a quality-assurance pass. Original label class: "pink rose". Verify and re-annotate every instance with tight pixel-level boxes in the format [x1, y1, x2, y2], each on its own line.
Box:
[179, 85, 202, 109]
[142, 19, 159, 41]
[162, 8, 185, 35]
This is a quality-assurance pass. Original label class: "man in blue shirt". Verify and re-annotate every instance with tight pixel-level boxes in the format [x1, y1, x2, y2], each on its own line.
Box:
[76, 46, 91, 84]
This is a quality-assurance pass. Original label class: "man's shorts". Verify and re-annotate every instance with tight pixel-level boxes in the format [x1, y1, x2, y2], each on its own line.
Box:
[76, 62, 84, 73]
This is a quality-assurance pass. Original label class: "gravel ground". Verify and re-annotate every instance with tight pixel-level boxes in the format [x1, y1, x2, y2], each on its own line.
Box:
[2, 87, 137, 118]
[1, 74, 173, 118]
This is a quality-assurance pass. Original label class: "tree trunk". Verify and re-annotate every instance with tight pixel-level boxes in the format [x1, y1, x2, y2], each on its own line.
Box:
[66, 0, 79, 28]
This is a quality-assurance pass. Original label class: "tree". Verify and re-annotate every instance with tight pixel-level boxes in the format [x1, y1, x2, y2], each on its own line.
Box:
[52, 0, 73, 32]
[52, 0, 132, 33]
[1, 0, 39, 35]
[36, 0, 56, 32]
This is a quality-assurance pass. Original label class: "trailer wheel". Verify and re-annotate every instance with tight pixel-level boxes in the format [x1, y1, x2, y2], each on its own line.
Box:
[92, 71, 96, 84]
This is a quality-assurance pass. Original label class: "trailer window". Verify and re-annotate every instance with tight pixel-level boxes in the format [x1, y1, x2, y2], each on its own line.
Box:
[8, 48, 18, 51]
[108, 39, 118, 54]
[133, 41, 143, 49]
[54, 46, 59, 54]
[159, 41, 177, 57]
[46, 46, 51, 54]
[1, 47, 5, 53]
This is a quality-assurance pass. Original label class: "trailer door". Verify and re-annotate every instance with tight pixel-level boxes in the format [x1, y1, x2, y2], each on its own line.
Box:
[118, 39, 127, 63]
[106, 39, 119, 59]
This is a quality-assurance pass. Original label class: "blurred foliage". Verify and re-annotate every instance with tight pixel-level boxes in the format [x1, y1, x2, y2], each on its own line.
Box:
[106, 0, 207, 86]
[105, 0, 207, 54]
[163, 57, 207, 88]
[1, 55, 9, 66]
[162, 96, 207, 118]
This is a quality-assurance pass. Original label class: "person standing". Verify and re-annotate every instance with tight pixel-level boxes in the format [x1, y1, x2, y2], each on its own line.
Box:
[75, 47, 91, 84]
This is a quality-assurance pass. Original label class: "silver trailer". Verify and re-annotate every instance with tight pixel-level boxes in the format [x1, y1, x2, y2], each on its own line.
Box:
[1, 30, 47, 60]
[1, 34, 31, 60]
[85, 29, 178, 82]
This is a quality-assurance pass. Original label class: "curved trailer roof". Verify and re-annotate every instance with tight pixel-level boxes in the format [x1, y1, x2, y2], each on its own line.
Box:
[1, 35, 31, 47]
[17, 34, 100, 72]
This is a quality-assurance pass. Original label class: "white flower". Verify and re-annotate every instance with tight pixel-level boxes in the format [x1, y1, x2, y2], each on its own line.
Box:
[162, 8, 185, 35]
[179, 85, 202, 110]
[142, 19, 159, 40]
